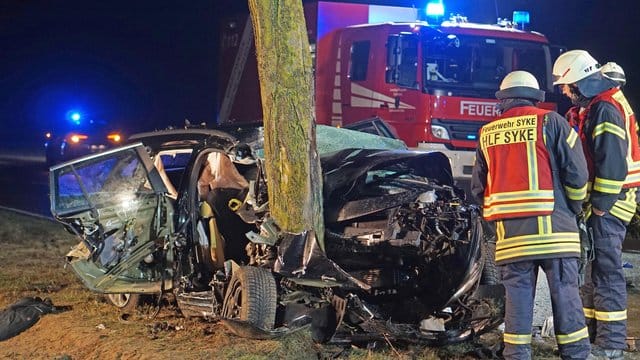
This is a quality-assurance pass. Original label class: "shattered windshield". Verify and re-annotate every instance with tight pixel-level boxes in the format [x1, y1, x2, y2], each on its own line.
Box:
[52, 148, 153, 215]
[423, 33, 551, 92]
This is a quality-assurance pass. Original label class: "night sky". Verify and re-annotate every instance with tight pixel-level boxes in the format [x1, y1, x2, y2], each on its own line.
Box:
[1, 0, 639, 143]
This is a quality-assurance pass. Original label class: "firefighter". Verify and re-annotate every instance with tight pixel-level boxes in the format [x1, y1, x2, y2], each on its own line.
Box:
[563, 61, 627, 187]
[471, 70, 590, 359]
[553, 50, 640, 360]
[600, 62, 626, 88]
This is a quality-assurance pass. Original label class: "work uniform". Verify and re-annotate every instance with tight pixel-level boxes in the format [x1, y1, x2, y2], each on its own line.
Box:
[472, 99, 590, 359]
[577, 87, 640, 350]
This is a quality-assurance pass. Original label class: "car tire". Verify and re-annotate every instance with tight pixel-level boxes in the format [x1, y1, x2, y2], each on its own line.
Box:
[481, 240, 499, 285]
[221, 266, 277, 330]
[106, 293, 142, 312]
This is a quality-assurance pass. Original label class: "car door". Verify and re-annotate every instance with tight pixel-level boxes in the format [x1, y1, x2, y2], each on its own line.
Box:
[50, 143, 174, 293]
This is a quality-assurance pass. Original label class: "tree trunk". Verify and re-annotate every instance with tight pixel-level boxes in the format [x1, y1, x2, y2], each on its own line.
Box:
[247, 0, 324, 247]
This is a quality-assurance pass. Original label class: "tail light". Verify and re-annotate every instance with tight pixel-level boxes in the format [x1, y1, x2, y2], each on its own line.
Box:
[108, 133, 122, 143]
[69, 134, 88, 143]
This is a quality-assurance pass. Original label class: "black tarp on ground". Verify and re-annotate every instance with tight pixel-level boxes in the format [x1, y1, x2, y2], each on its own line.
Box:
[0, 297, 70, 341]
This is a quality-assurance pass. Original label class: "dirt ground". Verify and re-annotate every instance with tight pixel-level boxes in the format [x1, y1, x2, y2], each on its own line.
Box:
[1, 209, 640, 359]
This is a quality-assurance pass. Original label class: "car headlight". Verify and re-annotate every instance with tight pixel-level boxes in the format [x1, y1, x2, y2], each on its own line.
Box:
[431, 125, 450, 140]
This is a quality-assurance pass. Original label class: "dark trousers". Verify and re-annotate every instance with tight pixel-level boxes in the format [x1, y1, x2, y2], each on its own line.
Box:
[501, 258, 590, 360]
[581, 213, 627, 350]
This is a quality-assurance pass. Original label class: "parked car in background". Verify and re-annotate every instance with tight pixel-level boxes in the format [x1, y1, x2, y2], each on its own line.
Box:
[49, 121, 503, 345]
[44, 120, 125, 166]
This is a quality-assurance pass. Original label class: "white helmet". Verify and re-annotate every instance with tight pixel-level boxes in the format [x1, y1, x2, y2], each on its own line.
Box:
[552, 50, 600, 85]
[601, 61, 626, 86]
[495, 70, 545, 102]
[231, 143, 256, 165]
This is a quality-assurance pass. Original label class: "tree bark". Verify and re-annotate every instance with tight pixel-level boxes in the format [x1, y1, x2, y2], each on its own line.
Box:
[247, 0, 324, 247]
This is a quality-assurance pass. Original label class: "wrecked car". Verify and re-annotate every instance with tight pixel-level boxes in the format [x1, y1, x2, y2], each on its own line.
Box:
[49, 123, 504, 345]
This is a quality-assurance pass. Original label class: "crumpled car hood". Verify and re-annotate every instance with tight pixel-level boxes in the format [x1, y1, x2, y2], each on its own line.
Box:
[321, 149, 453, 220]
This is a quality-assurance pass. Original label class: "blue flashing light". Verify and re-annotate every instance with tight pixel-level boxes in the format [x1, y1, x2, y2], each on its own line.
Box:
[466, 134, 477, 140]
[425, 1, 444, 17]
[512, 11, 530, 28]
[66, 110, 83, 125]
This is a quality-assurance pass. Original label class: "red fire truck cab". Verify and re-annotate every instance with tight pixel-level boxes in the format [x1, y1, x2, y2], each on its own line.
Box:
[218, 1, 559, 178]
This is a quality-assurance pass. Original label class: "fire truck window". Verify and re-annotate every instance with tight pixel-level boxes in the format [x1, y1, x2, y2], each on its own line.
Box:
[473, 46, 504, 84]
[424, 35, 551, 92]
[397, 36, 419, 88]
[424, 38, 470, 83]
[349, 41, 370, 81]
[512, 47, 548, 90]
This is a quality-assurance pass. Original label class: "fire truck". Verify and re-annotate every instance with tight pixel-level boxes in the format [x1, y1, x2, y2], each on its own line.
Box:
[217, 1, 561, 178]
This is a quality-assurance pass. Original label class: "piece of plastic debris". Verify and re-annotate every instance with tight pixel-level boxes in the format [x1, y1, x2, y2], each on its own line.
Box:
[420, 317, 445, 332]
[541, 316, 554, 338]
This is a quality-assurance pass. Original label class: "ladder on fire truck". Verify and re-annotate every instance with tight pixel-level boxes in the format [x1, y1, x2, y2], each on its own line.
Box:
[219, 16, 254, 124]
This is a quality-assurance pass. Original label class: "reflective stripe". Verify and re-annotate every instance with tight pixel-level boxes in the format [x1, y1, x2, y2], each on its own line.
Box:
[483, 202, 553, 220]
[504, 332, 532, 345]
[496, 232, 580, 250]
[584, 307, 595, 319]
[628, 162, 640, 172]
[484, 202, 555, 218]
[593, 122, 626, 140]
[564, 184, 587, 200]
[485, 190, 555, 205]
[625, 171, 640, 186]
[496, 220, 505, 242]
[496, 242, 581, 262]
[595, 309, 627, 322]
[610, 207, 635, 223]
[593, 177, 624, 194]
[556, 326, 589, 345]
[527, 141, 538, 190]
[567, 129, 579, 148]
[537, 216, 545, 234]
[610, 191, 637, 222]
[612, 91, 634, 116]
[539, 215, 551, 234]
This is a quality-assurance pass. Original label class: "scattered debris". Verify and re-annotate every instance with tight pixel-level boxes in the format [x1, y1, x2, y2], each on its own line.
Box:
[0, 296, 70, 341]
[626, 337, 639, 352]
[540, 316, 554, 338]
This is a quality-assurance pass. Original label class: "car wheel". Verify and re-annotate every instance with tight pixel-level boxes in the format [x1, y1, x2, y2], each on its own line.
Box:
[221, 266, 277, 330]
[106, 293, 142, 312]
[480, 240, 499, 285]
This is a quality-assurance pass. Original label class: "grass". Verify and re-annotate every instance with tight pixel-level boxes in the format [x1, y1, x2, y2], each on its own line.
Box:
[0, 211, 79, 306]
[0, 208, 561, 359]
